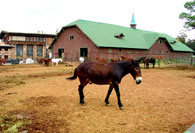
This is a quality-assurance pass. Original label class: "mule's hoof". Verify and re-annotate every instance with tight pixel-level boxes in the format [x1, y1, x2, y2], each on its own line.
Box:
[80, 101, 85, 105]
[105, 103, 110, 106]
[119, 107, 124, 110]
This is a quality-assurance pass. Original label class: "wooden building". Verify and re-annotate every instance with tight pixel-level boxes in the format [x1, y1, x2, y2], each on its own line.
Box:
[0, 31, 56, 60]
[49, 18, 193, 62]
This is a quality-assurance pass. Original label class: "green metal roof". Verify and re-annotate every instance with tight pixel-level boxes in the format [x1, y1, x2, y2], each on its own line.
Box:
[51, 19, 193, 52]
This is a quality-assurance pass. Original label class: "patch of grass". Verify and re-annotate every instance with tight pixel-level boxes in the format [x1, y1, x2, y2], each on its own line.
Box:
[0, 114, 31, 133]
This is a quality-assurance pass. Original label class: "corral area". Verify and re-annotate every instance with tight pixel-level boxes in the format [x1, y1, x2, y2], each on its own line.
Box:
[0, 64, 195, 133]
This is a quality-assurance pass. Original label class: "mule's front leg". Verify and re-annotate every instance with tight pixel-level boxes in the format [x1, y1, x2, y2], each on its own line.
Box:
[78, 85, 85, 104]
[105, 85, 113, 105]
[114, 84, 123, 109]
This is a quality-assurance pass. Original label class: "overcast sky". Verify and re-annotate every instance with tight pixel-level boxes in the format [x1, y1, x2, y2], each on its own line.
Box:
[0, 0, 194, 40]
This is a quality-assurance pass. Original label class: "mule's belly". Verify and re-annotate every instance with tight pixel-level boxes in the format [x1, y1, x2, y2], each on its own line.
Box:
[88, 77, 112, 85]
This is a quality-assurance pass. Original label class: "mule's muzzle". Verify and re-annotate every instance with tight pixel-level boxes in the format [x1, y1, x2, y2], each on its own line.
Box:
[136, 77, 142, 84]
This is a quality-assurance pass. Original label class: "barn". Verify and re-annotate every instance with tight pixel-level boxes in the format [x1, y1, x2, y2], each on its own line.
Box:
[49, 19, 193, 62]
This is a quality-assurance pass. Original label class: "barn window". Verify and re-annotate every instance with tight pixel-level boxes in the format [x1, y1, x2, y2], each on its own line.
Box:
[69, 35, 74, 40]
[128, 50, 131, 54]
[166, 51, 169, 54]
[108, 49, 112, 53]
[119, 48, 122, 53]
[27, 45, 33, 57]
[37, 45, 43, 56]
[16, 45, 23, 56]
[158, 39, 162, 44]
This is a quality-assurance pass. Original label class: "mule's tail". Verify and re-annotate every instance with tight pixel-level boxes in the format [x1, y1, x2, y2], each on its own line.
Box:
[66, 68, 78, 80]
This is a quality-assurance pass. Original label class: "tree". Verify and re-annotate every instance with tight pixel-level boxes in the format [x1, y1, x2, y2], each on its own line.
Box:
[186, 40, 195, 54]
[179, 1, 195, 30]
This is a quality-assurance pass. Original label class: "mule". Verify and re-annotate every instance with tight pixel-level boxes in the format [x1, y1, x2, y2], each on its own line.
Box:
[37, 58, 51, 66]
[143, 57, 155, 69]
[66, 58, 144, 109]
[0, 58, 6, 65]
[121, 56, 133, 61]
[96, 57, 107, 64]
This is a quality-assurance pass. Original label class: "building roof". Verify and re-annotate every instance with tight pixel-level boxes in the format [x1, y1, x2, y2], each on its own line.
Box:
[51, 19, 193, 52]
[0, 30, 56, 39]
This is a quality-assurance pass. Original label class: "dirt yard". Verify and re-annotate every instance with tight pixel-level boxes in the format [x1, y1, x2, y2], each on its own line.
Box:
[0, 64, 195, 133]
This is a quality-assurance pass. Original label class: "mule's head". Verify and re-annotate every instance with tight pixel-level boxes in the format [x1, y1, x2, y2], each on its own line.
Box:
[130, 58, 143, 84]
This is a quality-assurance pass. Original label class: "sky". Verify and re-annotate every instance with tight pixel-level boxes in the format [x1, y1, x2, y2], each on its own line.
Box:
[0, 0, 194, 40]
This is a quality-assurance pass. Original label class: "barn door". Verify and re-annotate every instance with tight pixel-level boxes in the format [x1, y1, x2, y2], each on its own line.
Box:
[80, 48, 88, 57]
[80, 48, 88, 61]
[58, 48, 64, 58]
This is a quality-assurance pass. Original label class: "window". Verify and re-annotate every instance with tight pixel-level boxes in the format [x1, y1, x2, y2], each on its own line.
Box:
[26, 37, 30, 41]
[128, 50, 131, 54]
[158, 39, 162, 44]
[27, 45, 33, 57]
[108, 49, 112, 53]
[16, 45, 23, 56]
[0, 55, 1, 59]
[5, 48, 8, 51]
[69, 35, 74, 40]
[30, 37, 34, 41]
[150, 50, 152, 54]
[40, 38, 44, 42]
[37, 45, 43, 56]
[36, 37, 39, 42]
[0, 48, 1, 51]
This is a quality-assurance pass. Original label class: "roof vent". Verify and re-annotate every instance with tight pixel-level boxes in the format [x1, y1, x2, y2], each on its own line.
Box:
[114, 33, 125, 39]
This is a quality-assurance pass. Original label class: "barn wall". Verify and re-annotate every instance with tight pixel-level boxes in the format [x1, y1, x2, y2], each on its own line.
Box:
[52, 26, 192, 62]
[52, 27, 100, 61]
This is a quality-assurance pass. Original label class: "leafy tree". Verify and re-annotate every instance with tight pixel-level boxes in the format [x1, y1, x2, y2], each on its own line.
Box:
[179, 1, 195, 30]
[186, 40, 195, 54]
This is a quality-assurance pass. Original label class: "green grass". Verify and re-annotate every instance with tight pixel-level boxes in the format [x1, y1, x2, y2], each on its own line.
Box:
[0, 114, 32, 133]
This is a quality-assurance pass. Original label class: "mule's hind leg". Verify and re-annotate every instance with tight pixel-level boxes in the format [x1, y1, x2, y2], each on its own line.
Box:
[78, 85, 85, 104]
[78, 79, 88, 104]
[105, 85, 113, 105]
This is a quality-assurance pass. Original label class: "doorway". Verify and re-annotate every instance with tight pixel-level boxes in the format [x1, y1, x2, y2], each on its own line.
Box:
[58, 48, 64, 58]
[80, 48, 88, 57]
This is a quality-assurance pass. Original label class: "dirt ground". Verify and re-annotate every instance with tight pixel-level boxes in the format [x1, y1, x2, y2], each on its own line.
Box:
[0, 64, 195, 133]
